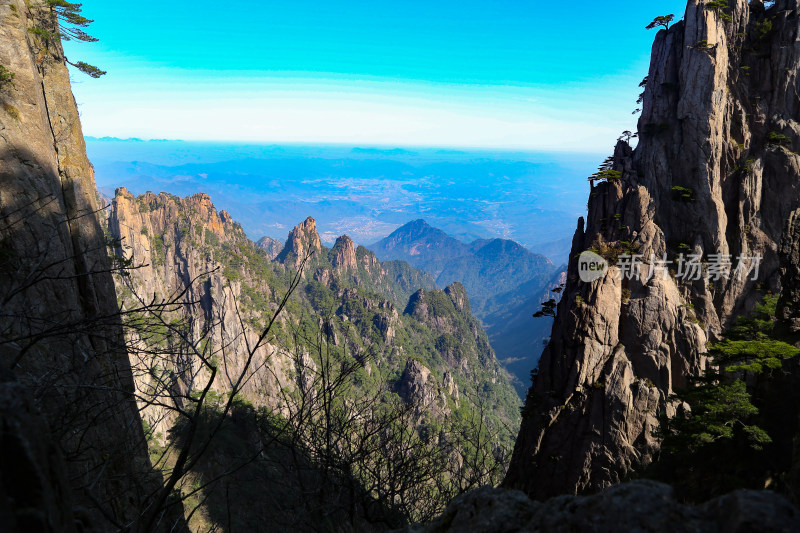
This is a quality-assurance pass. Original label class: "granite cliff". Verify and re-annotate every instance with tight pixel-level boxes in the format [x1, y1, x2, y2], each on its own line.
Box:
[506, 0, 800, 499]
[0, 1, 172, 531]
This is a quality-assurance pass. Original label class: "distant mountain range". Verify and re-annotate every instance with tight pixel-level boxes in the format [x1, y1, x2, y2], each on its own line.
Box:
[369, 219, 564, 395]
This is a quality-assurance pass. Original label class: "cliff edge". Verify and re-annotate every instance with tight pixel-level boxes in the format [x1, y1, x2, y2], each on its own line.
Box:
[0, 2, 167, 531]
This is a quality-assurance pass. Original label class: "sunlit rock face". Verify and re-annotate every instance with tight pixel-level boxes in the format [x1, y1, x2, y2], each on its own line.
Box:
[506, 0, 800, 498]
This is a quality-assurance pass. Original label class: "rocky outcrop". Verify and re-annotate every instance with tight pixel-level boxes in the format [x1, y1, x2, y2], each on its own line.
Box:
[397, 359, 464, 421]
[0, 1, 168, 530]
[276, 215, 323, 266]
[408, 481, 800, 533]
[443, 371, 459, 404]
[778, 209, 800, 336]
[109, 188, 292, 441]
[506, 0, 800, 498]
[256, 235, 284, 259]
[398, 359, 438, 406]
[445, 282, 471, 314]
[331, 234, 358, 270]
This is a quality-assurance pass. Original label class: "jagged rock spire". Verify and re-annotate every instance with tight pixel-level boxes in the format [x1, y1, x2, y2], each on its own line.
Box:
[277, 216, 323, 265]
[506, 0, 800, 499]
[331, 234, 358, 270]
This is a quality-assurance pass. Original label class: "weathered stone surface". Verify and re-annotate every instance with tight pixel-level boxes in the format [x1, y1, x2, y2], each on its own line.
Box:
[276, 216, 323, 266]
[109, 189, 292, 439]
[408, 481, 800, 533]
[331, 234, 359, 270]
[507, 0, 800, 498]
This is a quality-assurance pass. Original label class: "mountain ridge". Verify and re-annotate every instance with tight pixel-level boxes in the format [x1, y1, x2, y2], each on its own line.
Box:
[370, 218, 560, 396]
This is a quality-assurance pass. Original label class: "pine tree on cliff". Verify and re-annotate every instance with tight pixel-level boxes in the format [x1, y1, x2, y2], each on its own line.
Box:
[645, 14, 674, 31]
[35, 0, 107, 77]
[651, 296, 799, 501]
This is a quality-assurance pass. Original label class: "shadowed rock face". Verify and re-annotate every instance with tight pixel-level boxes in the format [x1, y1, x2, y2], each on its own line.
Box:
[0, 1, 171, 531]
[506, 0, 800, 498]
[405, 480, 800, 533]
[0, 382, 78, 533]
[779, 209, 800, 337]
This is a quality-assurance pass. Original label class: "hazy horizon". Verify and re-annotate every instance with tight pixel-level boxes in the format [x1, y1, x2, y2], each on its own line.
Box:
[87, 138, 594, 263]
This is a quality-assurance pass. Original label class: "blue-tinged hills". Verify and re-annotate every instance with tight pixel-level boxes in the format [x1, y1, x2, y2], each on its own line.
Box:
[370, 219, 555, 303]
[369, 219, 562, 396]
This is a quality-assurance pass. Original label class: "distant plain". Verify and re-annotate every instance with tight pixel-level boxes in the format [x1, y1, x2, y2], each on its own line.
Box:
[88, 138, 600, 265]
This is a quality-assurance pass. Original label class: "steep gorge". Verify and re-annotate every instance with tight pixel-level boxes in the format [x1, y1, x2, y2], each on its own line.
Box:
[108, 188, 518, 425]
[5, 0, 800, 529]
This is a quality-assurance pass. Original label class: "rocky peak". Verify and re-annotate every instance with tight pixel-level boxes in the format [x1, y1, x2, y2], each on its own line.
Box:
[277, 216, 323, 265]
[356, 245, 382, 270]
[393, 219, 436, 239]
[115, 188, 236, 239]
[506, 0, 800, 499]
[404, 289, 430, 319]
[405, 286, 464, 336]
[405, 284, 471, 326]
[331, 234, 358, 270]
[371, 219, 466, 275]
[256, 236, 284, 260]
[444, 282, 470, 314]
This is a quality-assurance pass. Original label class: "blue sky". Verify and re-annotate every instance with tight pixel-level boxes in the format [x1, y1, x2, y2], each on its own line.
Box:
[64, 0, 689, 151]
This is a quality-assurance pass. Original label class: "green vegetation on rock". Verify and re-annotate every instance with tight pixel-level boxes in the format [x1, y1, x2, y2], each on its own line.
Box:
[110, 190, 521, 527]
[649, 295, 800, 501]
[0, 64, 15, 89]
